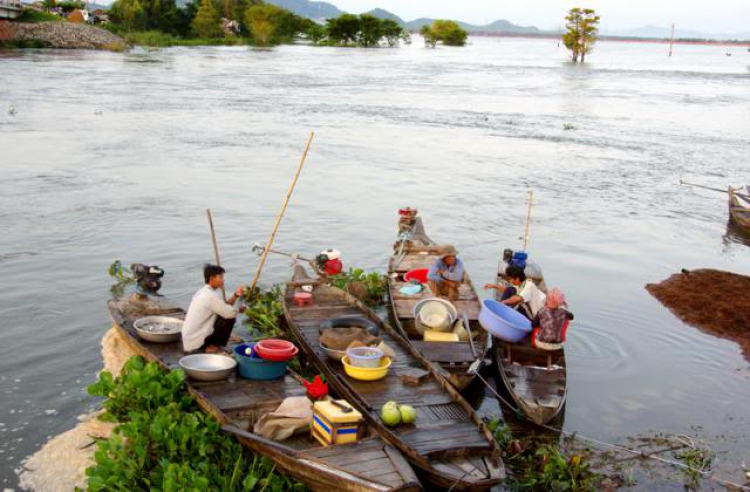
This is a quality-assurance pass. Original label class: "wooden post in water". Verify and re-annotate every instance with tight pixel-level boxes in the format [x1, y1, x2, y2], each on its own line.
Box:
[522, 190, 534, 251]
[669, 23, 675, 57]
[206, 209, 226, 301]
[249, 132, 315, 294]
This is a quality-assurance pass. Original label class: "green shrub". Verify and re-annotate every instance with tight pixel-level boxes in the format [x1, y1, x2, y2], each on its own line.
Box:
[16, 9, 63, 23]
[86, 356, 305, 491]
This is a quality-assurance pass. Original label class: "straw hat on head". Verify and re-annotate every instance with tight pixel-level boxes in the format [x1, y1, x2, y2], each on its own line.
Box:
[441, 245, 458, 258]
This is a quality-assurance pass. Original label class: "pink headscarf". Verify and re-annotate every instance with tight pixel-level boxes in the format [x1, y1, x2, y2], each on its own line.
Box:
[545, 288, 566, 310]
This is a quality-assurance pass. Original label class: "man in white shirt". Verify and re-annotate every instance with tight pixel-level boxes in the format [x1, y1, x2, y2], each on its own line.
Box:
[182, 264, 246, 353]
[484, 264, 546, 319]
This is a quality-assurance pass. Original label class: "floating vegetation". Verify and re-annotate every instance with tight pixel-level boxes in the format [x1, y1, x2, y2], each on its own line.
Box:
[330, 268, 388, 305]
[86, 356, 304, 491]
[107, 260, 134, 297]
[674, 436, 714, 490]
[563, 123, 576, 131]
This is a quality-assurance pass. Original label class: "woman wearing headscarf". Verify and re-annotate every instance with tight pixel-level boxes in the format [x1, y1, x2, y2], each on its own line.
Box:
[531, 288, 574, 350]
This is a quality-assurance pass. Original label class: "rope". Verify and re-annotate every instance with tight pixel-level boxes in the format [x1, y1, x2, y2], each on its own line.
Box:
[472, 370, 750, 490]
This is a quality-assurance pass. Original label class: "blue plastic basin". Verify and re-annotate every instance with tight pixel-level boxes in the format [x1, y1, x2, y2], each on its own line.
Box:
[479, 299, 532, 343]
[234, 343, 287, 380]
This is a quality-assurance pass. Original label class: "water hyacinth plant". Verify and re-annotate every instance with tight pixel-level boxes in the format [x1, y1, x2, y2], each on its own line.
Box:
[87, 356, 305, 491]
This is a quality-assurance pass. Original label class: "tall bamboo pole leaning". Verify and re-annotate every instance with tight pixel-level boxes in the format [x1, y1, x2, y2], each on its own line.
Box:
[249, 132, 315, 294]
[206, 208, 226, 301]
[522, 189, 534, 251]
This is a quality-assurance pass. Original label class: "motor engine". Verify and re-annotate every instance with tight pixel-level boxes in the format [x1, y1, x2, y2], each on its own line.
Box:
[315, 249, 343, 276]
[130, 263, 165, 294]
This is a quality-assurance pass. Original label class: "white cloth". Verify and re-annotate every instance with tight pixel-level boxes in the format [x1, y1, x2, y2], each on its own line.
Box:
[182, 285, 238, 351]
[518, 280, 547, 318]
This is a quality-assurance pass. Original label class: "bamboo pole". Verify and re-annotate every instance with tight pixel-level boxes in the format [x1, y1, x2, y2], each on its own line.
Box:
[522, 189, 533, 251]
[680, 180, 750, 200]
[249, 132, 315, 294]
[206, 209, 226, 301]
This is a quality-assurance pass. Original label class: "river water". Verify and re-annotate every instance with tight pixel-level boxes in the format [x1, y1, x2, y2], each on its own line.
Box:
[1, 37, 749, 489]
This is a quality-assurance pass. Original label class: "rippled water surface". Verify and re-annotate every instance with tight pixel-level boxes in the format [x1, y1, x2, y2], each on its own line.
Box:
[1, 38, 749, 489]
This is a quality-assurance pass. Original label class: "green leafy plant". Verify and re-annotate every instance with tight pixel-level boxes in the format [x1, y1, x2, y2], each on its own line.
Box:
[675, 440, 713, 490]
[86, 356, 305, 491]
[488, 419, 601, 491]
[108, 260, 135, 297]
[242, 285, 286, 340]
[330, 268, 387, 305]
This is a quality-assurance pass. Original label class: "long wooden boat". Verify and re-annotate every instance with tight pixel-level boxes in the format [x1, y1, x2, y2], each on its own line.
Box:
[492, 261, 567, 426]
[729, 186, 750, 231]
[283, 266, 504, 491]
[108, 293, 421, 492]
[387, 212, 488, 391]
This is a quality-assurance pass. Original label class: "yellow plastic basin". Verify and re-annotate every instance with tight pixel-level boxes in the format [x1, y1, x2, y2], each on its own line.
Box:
[342, 355, 391, 381]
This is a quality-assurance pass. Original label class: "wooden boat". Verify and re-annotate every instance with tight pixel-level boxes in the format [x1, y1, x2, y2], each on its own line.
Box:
[108, 293, 421, 492]
[729, 186, 750, 232]
[283, 266, 504, 491]
[492, 260, 567, 426]
[387, 211, 488, 391]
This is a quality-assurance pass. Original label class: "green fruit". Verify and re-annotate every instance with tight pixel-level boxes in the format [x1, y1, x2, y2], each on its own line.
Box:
[399, 405, 417, 424]
[383, 401, 399, 409]
[380, 404, 402, 426]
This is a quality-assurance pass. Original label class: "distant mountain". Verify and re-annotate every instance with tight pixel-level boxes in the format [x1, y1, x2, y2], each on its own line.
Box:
[364, 8, 405, 26]
[265, 0, 342, 21]
[405, 17, 544, 35]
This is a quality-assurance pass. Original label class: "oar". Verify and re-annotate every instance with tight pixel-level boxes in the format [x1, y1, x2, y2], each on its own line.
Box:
[680, 179, 750, 201]
[206, 208, 226, 301]
[249, 132, 315, 294]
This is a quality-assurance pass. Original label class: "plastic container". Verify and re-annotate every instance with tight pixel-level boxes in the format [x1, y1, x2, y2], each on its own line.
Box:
[423, 330, 460, 342]
[346, 347, 384, 368]
[404, 268, 429, 284]
[413, 298, 457, 334]
[255, 339, 298, 362]
[478, 300, 532, 343]
[312, 400, 364, 447]
[234, 343, 287, 380]
[294, 292, 314, 307]
[342, 356, 391, 381]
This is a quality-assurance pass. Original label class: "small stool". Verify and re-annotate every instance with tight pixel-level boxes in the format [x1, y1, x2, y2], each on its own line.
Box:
[294, 292, 314, 307]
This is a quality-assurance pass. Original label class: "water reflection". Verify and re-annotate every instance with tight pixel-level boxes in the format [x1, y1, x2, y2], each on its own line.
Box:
[723, 220, 750, 249]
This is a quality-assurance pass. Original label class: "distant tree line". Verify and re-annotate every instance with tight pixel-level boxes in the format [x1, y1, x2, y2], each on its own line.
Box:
[307, 14, 410, 47]
[420, 20, 468, 47]
[107, 0, 313, 45]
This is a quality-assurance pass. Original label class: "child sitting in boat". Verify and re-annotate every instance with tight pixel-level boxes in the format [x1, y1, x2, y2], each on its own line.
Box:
[484, 264, 546, 319]
[531, 288, 574, 351]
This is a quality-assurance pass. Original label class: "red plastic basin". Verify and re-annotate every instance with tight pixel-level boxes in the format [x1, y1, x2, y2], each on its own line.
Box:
[255, 339, 299, 362]
[404, 268, 429, 284]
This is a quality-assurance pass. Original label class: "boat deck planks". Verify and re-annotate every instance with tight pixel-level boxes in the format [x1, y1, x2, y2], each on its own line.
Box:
[283, 272, 504, 491]
[108, 298, 421, 492]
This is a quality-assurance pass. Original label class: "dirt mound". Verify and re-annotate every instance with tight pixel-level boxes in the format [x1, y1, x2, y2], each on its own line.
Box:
[646, 269, 750, 361]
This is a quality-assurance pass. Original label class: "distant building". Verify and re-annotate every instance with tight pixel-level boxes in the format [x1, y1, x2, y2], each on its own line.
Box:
[221, 17, 240, 36]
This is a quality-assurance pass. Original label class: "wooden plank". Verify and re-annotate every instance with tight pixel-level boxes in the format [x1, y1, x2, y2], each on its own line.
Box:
[394, 299, 480, 320]
[409, 341, 476, 364]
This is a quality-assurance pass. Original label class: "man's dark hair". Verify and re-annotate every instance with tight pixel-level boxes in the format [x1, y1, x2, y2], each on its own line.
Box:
[505, 264, 526, 282]
[204, 264, 225, 284]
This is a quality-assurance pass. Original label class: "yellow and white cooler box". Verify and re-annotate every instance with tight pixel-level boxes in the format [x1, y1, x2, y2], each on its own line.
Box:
[312, 400, 364, 446]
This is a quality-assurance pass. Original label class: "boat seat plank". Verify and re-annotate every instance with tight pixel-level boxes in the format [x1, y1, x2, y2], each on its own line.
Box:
[409, 341, 477, 364]
[390, 281, 478, 302]
[394, 299, 481, 320]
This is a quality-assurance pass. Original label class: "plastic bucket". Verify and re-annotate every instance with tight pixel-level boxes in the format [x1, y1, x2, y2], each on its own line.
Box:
[478, 300, 532, 343]
[346, 347, 384, 368]
[234, 343, 287, 380]
[404, 268, 429, 284]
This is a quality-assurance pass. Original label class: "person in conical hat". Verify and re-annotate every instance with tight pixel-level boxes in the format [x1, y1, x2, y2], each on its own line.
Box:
[426, 245, 464, 302]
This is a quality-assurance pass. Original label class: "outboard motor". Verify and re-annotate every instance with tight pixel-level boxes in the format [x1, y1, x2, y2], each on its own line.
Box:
[130, 263, 165, 294]
[315, 249, 343, 276]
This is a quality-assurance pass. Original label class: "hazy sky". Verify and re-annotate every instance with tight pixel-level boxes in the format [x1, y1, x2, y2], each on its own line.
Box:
[330, 0, 749, 33]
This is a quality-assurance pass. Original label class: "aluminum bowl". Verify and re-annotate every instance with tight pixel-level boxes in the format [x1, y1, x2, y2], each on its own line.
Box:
[319, 342, 346, 361]
[134, 316, 183, 343]
[179, 354, 237, 382]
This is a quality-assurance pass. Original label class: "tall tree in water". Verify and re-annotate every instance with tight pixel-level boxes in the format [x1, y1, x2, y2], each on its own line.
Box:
[245, 4, 279, 45]
[563, 8, 600, 62]
[191, 0, 221, 38]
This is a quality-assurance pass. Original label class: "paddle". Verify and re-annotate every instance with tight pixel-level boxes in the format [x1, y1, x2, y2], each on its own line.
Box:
[249, 132, 315, 294]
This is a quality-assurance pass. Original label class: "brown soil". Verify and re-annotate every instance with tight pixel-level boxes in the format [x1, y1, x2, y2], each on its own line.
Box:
[646, 269, 750, 361]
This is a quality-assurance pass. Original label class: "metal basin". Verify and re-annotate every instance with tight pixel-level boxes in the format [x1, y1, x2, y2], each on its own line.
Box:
[134, 316, 183, 343]
[179, 354, 237, 382]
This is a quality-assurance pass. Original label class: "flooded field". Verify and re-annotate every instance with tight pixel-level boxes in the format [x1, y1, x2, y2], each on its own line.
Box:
[1, 37, 749, 489]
